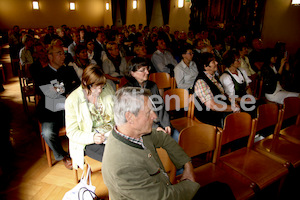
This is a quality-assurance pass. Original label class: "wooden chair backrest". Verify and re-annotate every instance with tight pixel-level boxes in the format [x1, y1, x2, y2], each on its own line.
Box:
[256, 103, 280, 132]
[156, 148, 176, 184]
[116, 76, 129, 90]
[149, 72, 172, 89]
[283, 97, 300, 121]
[221, 112, 252, 146]
[179, 124, 218, 163]
[163, 88, 189, 111]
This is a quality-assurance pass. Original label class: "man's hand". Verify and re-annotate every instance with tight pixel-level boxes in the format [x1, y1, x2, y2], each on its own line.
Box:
[180, 162, 196, 182]
[156, 126, 172, 135]
[94, 133, 106, 144]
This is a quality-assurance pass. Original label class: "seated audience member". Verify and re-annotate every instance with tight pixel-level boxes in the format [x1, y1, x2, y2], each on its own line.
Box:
[123, 29, 134, 56]
[213, 40, 227, 65]
[68, 31, 80, 58]
[186, 31, 194, 45]
[86, 39, 96, 62]
[201, 30, 211, 46]
[78, 28, 85, 44]
[248, 38, 265, 73]
[103, 41, 127, 77]
[8, 25, 22, 61]
[43, 25, 57, 45]
[94, 30, 106, 66]
[193, 53, 239, 128]
[65, 65, 115, 169]
[145, 32, 158, 54]
[51, 38, 74, 66]
[237, 44, 256, 78]
[133, 43, 156, 73]
[174, 45, 198, 92]
[102, 87, 235, 200]
[56, 27, 69, 50]
[115, 32, 127, 57]
[29, 42, 48, 83]
[193, 39, 205, 66]
[69, 44, 96, 80]
[261, 48, 300, 104]
[151, 38, 178, 76]
[125, 57, 180, 142]
[220, 50, 254, 103]
[35, 44, 81, 170]
[19, 34, 34, 72]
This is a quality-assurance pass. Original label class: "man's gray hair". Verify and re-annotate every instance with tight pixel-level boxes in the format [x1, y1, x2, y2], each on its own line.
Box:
[114, 87, 151, 126]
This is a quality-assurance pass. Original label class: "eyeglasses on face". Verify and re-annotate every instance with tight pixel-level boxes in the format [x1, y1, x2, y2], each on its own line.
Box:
[137, 66, 151, 73]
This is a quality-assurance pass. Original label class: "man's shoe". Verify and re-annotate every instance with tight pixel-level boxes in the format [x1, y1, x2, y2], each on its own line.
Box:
[63, 155, 73, 170]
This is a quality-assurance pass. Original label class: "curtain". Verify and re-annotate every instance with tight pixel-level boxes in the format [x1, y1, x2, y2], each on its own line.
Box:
[111, 0, 118, 25]
[145, 0, 154, 26]
[119, 0, 127, 25]
[160, 0, 170, 25]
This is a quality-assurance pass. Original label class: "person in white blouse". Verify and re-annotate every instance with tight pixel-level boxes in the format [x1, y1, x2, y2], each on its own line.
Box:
[174, 45, 198, 92]
[220, 50, 253, 102]
[237, 45, 256, 78]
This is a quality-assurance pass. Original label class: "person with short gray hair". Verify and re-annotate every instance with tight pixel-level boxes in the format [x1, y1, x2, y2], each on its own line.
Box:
[102, 86, 199, 200]
[102, 86, 235, 200]
[114, 87, 151, 126]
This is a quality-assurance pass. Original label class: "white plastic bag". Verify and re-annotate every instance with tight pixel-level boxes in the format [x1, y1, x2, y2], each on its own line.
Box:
[62, 164, 97, 200]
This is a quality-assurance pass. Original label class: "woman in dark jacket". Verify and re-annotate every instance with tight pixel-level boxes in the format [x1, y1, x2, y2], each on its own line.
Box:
[261, 48, 299, 104]
[124, 57, 180, 142]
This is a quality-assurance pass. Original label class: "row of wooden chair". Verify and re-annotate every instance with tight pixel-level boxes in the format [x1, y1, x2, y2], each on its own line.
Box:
[163, 97, 300, 199]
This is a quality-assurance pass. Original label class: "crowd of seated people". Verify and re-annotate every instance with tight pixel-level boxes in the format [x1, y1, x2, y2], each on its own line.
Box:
[6, 23, 300, 173]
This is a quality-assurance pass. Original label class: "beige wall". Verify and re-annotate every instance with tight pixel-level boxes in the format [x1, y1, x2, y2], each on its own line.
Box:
[0, 0, 105, 29]
[104, 0, 113, 27]
[262, 0, 300, 55]
[169, 0, 191, 33]
[126, 0, 147, 26]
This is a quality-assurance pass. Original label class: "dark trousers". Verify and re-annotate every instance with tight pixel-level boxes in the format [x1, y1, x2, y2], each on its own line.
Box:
[85, 143, 105, 162]
[193, 181, 236, 200]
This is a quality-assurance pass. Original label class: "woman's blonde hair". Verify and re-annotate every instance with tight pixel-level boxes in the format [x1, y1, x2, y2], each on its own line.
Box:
[82, 64, 106, 94]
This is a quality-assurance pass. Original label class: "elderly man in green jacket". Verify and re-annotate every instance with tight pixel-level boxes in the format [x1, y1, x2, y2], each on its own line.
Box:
[102, 87, 235, 200]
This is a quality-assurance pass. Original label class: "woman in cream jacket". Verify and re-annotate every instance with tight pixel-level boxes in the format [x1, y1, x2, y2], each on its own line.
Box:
[65, 64, 115, 169]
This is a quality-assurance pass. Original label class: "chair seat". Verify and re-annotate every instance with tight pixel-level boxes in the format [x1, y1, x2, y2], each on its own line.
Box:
[219, 147, 288, 190]
[170, 117, 202, 132]
[254, 134, 300, 168]
[84, 155, 102, 172]
[194, 163, 255, 200]
[280, 125, 300, 145]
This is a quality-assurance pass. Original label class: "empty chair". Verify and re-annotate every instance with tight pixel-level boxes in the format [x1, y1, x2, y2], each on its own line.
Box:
[179, 124, 255, 200]
[18, 64, 36, 113]
[217, 112, 289, 191]
[164, 88, 202, 132]
[278, 97, 300, 145]
[149, 72, 175, 96]
[252, 103, 300, 168]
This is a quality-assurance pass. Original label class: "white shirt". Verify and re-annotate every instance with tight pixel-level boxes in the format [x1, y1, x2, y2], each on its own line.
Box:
[151, 50, 178, 73]
[239, 56, 256, 76]
[220, 68, 251, 97]
[174, 60, 198, 90]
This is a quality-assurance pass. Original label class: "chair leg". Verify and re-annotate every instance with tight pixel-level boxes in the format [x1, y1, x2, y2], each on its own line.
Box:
[74, 168, 79, 183]
[40, 134, 45, 152]
[45, 142, 53, 167]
